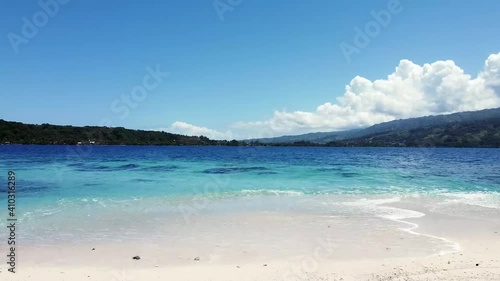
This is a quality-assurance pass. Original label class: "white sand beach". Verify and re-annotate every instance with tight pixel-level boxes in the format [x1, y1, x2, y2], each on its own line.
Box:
[2, 195, 499, 281]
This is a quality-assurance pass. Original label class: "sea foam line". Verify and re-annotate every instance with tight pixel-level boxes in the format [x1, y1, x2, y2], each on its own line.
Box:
[346, 197, 461, 257]
[384, 211, 461, 257]
[239, 189, 305, 196]
[441, 192, 500, 210]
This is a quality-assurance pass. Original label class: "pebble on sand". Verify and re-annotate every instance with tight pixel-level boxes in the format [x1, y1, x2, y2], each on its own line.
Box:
[194, 257, 200, 261]
[132, 256, 141, 260]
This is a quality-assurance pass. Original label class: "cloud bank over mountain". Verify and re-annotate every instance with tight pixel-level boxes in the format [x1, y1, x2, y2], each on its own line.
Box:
[170, 52, 500, 139]
[167, 121, 234, 140]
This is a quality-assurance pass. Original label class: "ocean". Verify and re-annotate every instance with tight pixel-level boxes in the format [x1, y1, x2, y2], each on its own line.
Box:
[1, 145, 499, 255]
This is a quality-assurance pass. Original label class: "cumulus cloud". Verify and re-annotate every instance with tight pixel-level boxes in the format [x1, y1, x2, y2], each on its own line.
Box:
[165, 121, 234, 140]
[232, 52, 500, 137]
[170, 52, 500, 139]
[481, 53, 500, 90]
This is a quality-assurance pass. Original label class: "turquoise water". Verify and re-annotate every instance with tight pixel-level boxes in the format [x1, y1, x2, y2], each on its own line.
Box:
[1, 145, 499, 244]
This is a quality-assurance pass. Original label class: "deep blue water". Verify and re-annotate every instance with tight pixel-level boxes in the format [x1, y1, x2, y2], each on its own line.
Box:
[1, 145, 500, 243]
[1, 145, 500, 200]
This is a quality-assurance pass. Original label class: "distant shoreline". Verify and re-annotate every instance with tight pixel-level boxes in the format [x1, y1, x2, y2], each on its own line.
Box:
[1, 143, 499, 148]
[2, 112, 500, 148]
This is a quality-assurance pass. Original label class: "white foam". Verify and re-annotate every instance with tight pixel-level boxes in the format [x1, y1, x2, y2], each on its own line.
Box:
[344, 196, 461, 257]
[441, 192, 500, 209]
[239, 189, 305, 196]
[344, 196, 401, 207]
[39, 207, 64, 217]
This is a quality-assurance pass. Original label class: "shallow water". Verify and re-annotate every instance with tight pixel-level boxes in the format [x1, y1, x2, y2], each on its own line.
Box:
[0, 145, 499, 252]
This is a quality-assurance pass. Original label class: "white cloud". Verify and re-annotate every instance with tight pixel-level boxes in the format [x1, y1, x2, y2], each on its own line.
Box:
[169, 52, 500, 139]
[232, 52, 500, 138]
[481, 53, 500, 90]
[164, 121, 234, 140]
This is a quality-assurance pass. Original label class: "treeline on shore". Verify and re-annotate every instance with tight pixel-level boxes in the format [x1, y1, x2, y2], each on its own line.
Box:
[0, 120, 239, 146]
[1, 118, 500, 148]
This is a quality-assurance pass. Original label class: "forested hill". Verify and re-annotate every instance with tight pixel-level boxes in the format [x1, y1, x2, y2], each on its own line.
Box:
[329, 116, 500, 148]
[250, 107, 500, 144]
[318, 107, 500, 144]
[2, 112, 500, 147]
[0, 120, 240, 146]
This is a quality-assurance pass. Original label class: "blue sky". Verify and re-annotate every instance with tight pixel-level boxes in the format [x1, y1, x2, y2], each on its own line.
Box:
[1, 0, 500, 139]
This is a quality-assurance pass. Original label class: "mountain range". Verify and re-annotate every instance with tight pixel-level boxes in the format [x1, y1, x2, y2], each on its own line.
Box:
[248, 107, 500, 147]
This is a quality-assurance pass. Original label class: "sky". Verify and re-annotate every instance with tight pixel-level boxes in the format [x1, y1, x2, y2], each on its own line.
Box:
[1, 0, 500, 139]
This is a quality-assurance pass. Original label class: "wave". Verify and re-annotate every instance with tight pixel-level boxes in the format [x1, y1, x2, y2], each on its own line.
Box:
[140, 165, 179, 172]
[237, 189, 305, 196]
[440, 192, 500, 209]
[202, 166, 269, 174]
[344, 197, 461, 256]
[72, 163, 141, 172]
